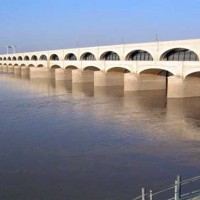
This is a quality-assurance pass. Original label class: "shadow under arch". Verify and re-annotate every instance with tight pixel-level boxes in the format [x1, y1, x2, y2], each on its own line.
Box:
[139, 68, 174, 76]
[160, 48, 199, 61]
[80, 52, 96, 61]
[126, 50, 153, 61]
[100, 51, 120, 61]
[39, 55, 47, 60]
[20, 64, 26, 67]
[65, 65, 78, 70]
[51, 65, 61, 69]
[83, 66, 100, 71]
[31, 55, 38, 61]
[50, 54, 59, 61]
[185, 71, 200, 79]
[65, 53, 77, 60]
[107, 67, 131, 73]
[18, 56, 23, 61]
[24, 56, 30, 61]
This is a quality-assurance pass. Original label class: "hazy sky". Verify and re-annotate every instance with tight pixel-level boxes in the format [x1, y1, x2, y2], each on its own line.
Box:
[0, 0, 199, 53]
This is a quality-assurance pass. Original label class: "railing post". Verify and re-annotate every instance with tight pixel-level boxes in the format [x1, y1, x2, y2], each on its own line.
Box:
[142, 187, 146, 200]
[149, 190, 153, 200]
[174, 175, 181, 200]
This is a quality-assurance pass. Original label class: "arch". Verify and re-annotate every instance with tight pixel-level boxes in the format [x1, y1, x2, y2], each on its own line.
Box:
[126, 50, 153, 61]
[185, 71, 200, 78]
[14, 64, 18, 67]
[12, 56, 17, 61]
[65, 65, 78, 70]
[0, 57, 2, 60]
[100, 51, 120, 60]
[18, 56, 23, 61]
[161, 48, 199, 61]
[38, 64, 43, 68]
[31, 55, 38, 61]
[83, 66, 100, 71]
[8, 63, 12, 66]
[24, 56, 30, 60]
[107, 67, 131, 73]
[3, 57, 6, 60]
[28, 64, 35, 68]
[81, 52, 96, 60]
[51, 65, 61, 69]
[8, 57, 11, 61]
[20, 64, 26, 67]
[50, 54, 59, 61]
[139, 68, 174, 76]
[39, 55, 47, 60]
[65, 53, 77, 60]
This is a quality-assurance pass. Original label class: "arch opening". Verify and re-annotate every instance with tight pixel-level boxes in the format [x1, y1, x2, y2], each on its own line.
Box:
[107, 67, 131, 73]
[81, 52, 96, 61]
[83, 66, 100, 71]
[18, 56, 23, 61]
[31, 55, 38, 61]
[101, 51, 120, 60]
[126, 50, 153, 61]
[50, 54, 59, 61]
[40, 55, 47, 60]
[3, 57, 6, 60]
[24, 56, 30, 60]
[51, 65, 61, 69]
[38, 64, 43, 68]
[139, 68, 173, 77]
[8, 57, 11, 61]
[185, 71, 200, 78]
[65, 65, 78, 70]
[65, 53, 77, 60]
[161, 48, 199, 61]
[13, 57, 17, 61]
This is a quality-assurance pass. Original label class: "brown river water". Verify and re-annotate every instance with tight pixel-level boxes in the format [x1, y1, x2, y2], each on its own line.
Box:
[0, 73, 199, 200]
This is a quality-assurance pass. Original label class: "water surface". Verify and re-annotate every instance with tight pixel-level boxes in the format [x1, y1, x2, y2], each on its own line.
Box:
[0, 73, 199, 200]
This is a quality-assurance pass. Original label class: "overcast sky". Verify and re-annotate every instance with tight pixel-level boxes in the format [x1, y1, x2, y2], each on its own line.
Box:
[0, 0, 199, 53]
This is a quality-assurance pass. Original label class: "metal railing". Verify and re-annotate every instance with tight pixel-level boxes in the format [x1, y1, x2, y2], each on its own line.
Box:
[132, 175, 200, 200]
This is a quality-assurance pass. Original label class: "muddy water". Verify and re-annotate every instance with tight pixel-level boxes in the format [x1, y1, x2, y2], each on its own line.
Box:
[0, 73, 199, 200]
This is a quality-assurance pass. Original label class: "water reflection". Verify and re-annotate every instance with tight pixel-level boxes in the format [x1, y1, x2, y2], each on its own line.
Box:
[0, 73, 199, 200]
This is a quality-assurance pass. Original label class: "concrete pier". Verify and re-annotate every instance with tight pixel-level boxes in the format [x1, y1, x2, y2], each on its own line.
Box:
[139, 74, 166, 90]
[167, 76, 184, 98]
[72, 69, 94, 83]
[124, 73, 139, 91]
[3, 65, 8, 73]
[30, 67, 54, 79]
[55, 68, 73, 81]
[21, 66, 29, 76]
[14, 66, 21, 75]
[94, 71, 124, 87]
[8, 66, 14, 73]
[0, 65, 2, 72]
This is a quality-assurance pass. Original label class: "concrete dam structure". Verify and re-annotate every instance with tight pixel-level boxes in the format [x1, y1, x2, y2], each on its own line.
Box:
[1, 39, 200, 98]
